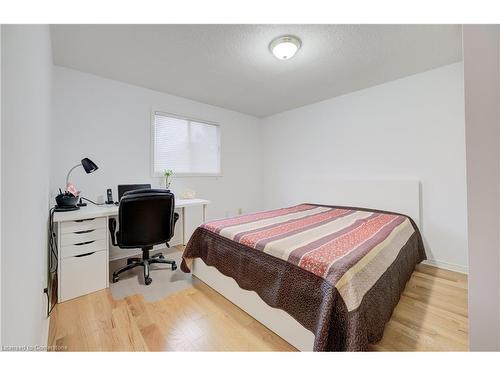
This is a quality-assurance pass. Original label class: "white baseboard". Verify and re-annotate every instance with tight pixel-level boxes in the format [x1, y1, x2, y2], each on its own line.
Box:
[422, 259, 468, 274]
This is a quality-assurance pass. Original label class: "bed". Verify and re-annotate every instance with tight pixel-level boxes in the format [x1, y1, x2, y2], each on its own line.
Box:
[181, 201, 425, 351]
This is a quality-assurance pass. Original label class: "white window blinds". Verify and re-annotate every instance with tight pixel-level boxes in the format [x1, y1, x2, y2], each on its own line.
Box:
[153, 112, 221, 175]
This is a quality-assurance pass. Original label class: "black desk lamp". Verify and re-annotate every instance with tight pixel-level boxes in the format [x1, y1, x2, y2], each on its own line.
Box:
[66, 157, 99, 187]
[55, 158, 99, 211]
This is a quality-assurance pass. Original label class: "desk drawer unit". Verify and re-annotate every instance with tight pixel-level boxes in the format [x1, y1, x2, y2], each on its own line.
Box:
[58, 218, 109, 302]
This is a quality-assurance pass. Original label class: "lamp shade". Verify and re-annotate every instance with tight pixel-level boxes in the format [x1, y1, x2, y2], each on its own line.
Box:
[81, 158, 98, 174]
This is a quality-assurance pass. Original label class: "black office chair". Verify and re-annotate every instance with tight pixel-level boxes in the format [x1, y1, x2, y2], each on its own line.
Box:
[109, 189, 179, 285]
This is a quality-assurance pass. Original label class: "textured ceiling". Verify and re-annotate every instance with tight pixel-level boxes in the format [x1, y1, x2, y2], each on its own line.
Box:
[51, 25, 462, 117]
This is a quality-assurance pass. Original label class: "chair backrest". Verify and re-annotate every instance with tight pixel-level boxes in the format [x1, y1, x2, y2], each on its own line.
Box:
[117, 189, 176, 249]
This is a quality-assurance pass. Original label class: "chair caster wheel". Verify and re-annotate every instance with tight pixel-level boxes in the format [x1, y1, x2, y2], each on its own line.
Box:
[145, 277, 152, 285]
[171, 263, 177, 271]
[113, 275, 119, 283]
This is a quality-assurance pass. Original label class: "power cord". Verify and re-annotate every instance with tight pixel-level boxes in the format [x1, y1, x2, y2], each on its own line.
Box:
[45, 206, 58, 317]
[80, 197, 106, 206]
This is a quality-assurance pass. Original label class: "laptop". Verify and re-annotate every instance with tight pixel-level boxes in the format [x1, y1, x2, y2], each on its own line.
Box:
[117, 184, 152, 201]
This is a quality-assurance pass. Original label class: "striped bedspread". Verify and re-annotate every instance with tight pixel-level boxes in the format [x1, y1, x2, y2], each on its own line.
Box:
[201, 204, 415, 312]
[182, 203, 425, 350]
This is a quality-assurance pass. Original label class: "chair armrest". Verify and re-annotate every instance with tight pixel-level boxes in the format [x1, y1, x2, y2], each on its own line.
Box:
[109, 217, 118, 247]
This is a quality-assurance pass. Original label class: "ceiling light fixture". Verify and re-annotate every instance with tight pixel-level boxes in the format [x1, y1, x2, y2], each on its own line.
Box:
[269, 35, 301, 60]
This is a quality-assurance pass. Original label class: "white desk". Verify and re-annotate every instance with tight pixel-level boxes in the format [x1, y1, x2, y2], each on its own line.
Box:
[53, 198, 210, 245]
[52, 198, 210, 302]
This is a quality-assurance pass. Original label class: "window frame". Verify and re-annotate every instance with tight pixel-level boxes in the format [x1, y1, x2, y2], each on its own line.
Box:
[150, 110, 222, 177]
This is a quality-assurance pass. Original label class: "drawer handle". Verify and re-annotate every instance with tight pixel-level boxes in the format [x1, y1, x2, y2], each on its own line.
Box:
[74, 240, 95, 246]
[74, 229, 95, 234]
[74, 218, 95, 223]
[75, 251, 95, 258]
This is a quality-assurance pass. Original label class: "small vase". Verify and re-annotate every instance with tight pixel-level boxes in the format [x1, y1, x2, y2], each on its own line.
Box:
[165, 177, 171, 190]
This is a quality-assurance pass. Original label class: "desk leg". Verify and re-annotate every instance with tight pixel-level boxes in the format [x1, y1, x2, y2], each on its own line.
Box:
[182, 206, 186, 245]
[202, 204, 207, 223]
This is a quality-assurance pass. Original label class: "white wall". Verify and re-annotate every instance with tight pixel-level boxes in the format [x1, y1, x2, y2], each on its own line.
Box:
[261, 63, 467, 272]
[51, 67, 264, 230]
[1, 25, 52, 347]
[0, 25, 2, 349]
[463, 25, 500, 351]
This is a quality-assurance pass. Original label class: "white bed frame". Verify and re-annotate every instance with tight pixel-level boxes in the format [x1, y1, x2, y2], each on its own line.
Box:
[193, 179, 421, 351]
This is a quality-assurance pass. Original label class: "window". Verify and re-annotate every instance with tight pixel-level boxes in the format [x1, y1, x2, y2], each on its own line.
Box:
[152, 111, 221, 176]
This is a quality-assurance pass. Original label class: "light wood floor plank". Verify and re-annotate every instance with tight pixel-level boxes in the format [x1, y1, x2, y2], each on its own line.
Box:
[48, 263, 468, 351]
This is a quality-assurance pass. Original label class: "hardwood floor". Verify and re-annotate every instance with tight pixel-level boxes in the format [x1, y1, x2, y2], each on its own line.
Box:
[48, 263, 468, 351]
[370, 263, 468, 351]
